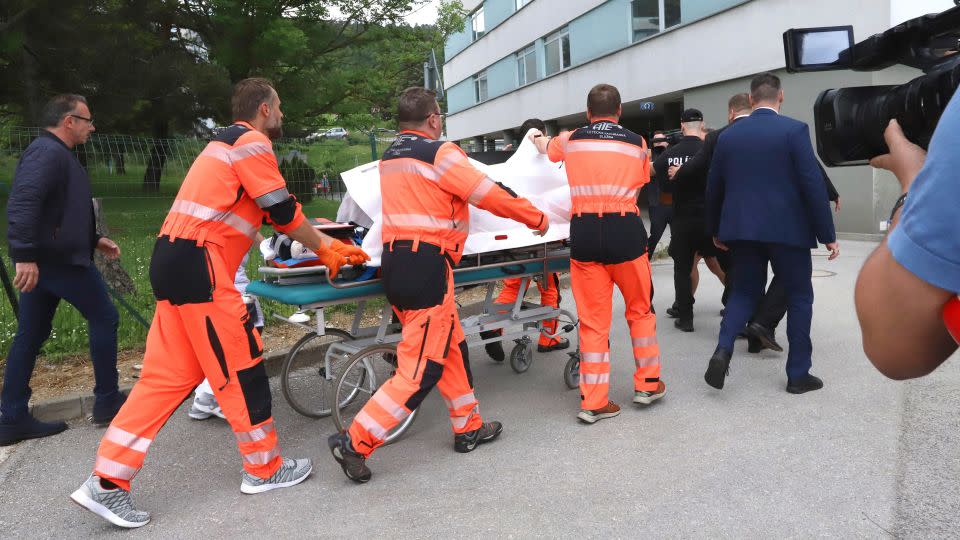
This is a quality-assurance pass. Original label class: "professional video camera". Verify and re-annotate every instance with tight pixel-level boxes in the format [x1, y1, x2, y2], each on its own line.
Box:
[783, 3, 960, 166]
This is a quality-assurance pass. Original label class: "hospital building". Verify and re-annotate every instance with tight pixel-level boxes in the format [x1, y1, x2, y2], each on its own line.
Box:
[441, 0, 955, 237]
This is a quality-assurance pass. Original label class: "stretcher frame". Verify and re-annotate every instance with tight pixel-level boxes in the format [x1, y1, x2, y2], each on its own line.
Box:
[247, 242, 582, 441]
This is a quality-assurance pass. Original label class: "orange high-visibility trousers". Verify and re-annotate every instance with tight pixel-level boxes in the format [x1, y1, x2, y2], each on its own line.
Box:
[493, 274, 561, 347]
[348, 264, 482, 457]
[571, 254, 660, 410]
[93, 244, 281, 491]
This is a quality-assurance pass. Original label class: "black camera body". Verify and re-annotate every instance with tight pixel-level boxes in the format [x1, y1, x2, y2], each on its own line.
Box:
[784, 4, 960, 166]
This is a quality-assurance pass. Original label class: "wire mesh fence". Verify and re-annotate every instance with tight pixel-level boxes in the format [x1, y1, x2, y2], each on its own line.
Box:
[0, 126, 384, 359]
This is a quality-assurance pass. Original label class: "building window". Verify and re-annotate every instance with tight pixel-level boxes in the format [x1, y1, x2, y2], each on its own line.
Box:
[544, 28, 570, 75]
[632, 0, 660, 41]
[664, 0, 681, 28]
[515, 0, 533, 10]
[517, 45, 537, 86]
[471, 6, 486, 41]
[473, 71, 488, 103]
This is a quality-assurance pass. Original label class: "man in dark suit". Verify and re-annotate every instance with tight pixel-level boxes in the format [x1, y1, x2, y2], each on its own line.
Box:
[703, 73, 839, 394]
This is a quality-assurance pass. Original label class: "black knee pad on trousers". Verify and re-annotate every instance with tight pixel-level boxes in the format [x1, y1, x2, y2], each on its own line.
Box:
[460, 341, 474, 388]
[237, 362, 272, 425]
[404, 360, 443, 411]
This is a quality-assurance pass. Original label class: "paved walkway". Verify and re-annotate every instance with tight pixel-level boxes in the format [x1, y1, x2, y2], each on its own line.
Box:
[0, 240, 957, 538]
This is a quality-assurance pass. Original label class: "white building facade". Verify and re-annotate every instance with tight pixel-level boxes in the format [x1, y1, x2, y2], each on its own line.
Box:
[442, 0, 956, 236]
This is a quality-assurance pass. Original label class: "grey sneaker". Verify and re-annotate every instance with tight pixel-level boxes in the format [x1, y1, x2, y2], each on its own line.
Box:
[188, 393, 225, 420]
[240, 457, 313, 494]
[70, 474, 150, 529]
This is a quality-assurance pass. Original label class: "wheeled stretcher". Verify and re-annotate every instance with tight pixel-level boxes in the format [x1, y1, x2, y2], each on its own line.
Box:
[246, 241, 581, 443]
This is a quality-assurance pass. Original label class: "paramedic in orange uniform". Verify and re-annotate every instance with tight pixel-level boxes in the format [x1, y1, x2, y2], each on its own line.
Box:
[328, 87, 549, 483]
[70, 78, 368, 528]
[482, 118, 568, 361]
[531, 84, 663, 424]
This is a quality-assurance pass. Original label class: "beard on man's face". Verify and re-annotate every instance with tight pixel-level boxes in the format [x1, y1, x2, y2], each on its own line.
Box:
[266, 123, 283, 140]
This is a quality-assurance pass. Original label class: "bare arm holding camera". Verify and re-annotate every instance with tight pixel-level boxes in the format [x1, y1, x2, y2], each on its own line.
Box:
[856, 119, 958, 379]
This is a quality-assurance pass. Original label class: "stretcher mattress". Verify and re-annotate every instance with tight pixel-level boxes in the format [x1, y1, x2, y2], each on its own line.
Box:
[247, 257, 570, 307]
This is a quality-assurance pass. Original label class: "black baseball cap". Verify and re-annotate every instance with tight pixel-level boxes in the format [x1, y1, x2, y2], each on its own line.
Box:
[681, 108, 703, 122]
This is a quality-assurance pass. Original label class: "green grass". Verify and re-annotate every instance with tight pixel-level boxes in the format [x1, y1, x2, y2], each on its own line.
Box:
[0, 136, 360, 360]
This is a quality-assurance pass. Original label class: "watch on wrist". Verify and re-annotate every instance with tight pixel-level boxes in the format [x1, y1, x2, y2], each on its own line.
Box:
[889, 192, 908, 223]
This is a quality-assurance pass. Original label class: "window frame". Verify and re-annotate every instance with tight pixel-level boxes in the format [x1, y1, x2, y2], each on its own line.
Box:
[544, 27, 571, 76]
[471, 5, 486, 41]
[516, 44, 537, 87]
[473, 70, 489, 103]
[515, 0, 533, 10]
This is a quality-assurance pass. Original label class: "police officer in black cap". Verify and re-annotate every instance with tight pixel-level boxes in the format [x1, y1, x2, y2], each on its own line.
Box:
[652, 108, 713, 331]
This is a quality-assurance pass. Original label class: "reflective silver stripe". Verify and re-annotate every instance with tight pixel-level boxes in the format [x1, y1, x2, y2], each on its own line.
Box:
[632, 336, 657, 348]
[230, 141, 273, 161]
[635, 355, 660, 368]
[383, 213, 468, 233]
[94, 456, 139, 481]
[449, 392, 477, 410]
[355, 410, 388, 440]
[199, 141, 274, 164]
[581, 373, 610, 385]
[103, 426, 152, 454]
[200, 144, 232, 164]
[435, 150, 468, 176]
[581, 352, 610, 364]
[566, 140, 647, 159]
[242, 446, 281, 466]
[380, 159, 441, 183]
[169, 200, 258, 239]
[234, 422, 276, 444]
[467, 178, 496, 205]
[254, 187, 291, 209]
[450, 405, 478, 430]
[372, 391, 409, 422]
[570, 184, 639, 199]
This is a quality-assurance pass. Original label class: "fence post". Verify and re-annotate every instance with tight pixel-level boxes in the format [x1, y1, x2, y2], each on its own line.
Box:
[369, 130, 378, 162]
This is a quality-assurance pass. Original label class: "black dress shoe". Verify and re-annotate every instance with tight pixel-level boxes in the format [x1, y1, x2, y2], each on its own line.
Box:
[704, 348, 732, 390]
[666, 306, 680, 319]
[745, 323, 783, 353]
[786, 374, 823, 394]
[747, 337, 764, 354]
[0, 415, 68, 446]
[674, 318, 694, 332]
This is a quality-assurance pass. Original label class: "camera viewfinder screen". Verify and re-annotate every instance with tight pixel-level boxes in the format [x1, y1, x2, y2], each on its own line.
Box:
[798, 30, 852, 67]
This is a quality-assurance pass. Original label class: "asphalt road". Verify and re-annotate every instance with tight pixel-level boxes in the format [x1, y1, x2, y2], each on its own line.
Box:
[0, 240, 956, 538]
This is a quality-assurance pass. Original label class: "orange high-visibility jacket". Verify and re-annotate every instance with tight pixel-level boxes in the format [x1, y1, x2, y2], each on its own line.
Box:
[548, 118, 650, 216]
[379, 130, 545, 263]
[158, 122, 305, 270]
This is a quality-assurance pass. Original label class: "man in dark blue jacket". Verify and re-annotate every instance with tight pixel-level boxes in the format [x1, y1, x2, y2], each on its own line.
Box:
[2, 94, 125, 445]
[703, 74, 839, 394]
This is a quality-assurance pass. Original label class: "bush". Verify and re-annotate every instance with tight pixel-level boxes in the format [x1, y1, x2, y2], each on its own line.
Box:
[278, 151, 317, 204]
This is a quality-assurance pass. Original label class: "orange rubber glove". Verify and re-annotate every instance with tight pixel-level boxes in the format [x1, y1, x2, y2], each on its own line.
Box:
[329, 239, 371, 266]
[314, 247, 349, 278]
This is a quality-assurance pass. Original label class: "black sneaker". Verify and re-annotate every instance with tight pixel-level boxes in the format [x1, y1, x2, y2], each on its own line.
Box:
[480, 330, 505, 362]
[454, 421, 503, 453]
[327, 432, 371, 483]
[704, 347, 732, 390]
[91, 392, 128, 427]
[786, 374, 824, 395]
[0, 415, 68, 446]
[666, 306, 680, 319]
[538, 338, 570, 353]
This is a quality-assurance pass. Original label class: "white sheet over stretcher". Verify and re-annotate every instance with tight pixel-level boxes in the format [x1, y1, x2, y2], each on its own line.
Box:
[340, 131, 571, 266]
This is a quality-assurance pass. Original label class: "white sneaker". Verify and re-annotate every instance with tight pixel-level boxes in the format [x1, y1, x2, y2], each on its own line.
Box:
[70, 474, 150, 529]
[240, 457, 313, 494]
[188, 393, 225, 420]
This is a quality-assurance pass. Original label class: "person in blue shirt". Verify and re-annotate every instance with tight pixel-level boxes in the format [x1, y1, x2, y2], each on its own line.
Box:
[857, 93, 960, 378]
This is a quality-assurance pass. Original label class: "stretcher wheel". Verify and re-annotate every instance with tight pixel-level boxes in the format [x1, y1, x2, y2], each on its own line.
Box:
[509, 340, 533, 374]
[564, 353, 580, 390]
[281, 328, 352, 418]
[332, 344, 418, 446]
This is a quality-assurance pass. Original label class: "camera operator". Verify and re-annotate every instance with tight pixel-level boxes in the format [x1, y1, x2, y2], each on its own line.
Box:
[644, 131, 672, 259]
[856, 97, 960, 379]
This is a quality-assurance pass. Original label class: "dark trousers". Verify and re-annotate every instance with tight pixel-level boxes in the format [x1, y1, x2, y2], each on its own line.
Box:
[669, 214, 707, 319]
[647, 204, 673, 259]
[752, 275, 788, 330]
[717, 242, 813, 380]
[1, 263, 120, 420]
